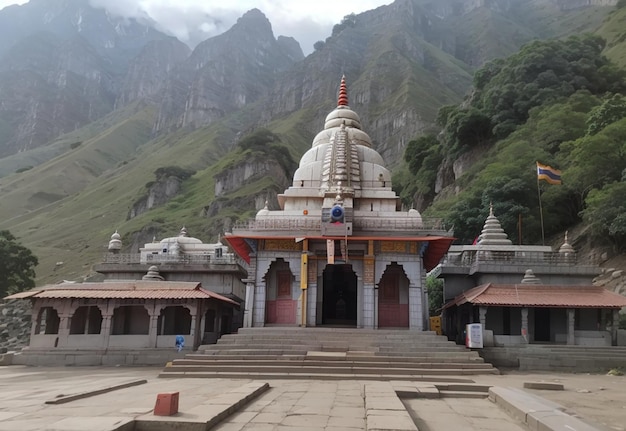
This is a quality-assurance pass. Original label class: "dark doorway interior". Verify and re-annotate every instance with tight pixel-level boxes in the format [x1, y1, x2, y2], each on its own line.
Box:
[322, 264, 357, 326]
[534, 308, 551, 342]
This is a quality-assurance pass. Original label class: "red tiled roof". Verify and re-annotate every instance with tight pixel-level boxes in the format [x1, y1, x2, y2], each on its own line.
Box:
[4, 281, 239, 306]
[444, 284, 626, 309]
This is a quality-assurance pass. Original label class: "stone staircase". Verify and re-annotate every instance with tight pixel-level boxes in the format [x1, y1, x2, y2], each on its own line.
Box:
[481, 345, 626, 372]
[160, 327, 499, 380]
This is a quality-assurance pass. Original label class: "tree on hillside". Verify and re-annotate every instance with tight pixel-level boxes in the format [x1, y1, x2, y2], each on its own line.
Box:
[426, 276, 443, 317]
[583, 182, 626, 251]
[0, 230, 38, 298]
[444, 34, 626, 150]
[586, 94, 626, 136]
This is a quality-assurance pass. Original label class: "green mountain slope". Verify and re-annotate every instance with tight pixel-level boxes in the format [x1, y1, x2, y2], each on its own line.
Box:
[0, 104, 156, 222]
[598, 3, 626, 68]
[0, 0, 622, 285]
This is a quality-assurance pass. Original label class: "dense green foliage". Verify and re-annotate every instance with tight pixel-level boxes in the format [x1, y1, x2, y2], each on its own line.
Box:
[426, 276, 444, 317]
[401, 34, 626, 247]
[471, 35, 623, 139]
[237, 128, 297, 178]
[154, 166, 196, 181]
[402, 135, 443, 206]
[0, 230, 38, 297]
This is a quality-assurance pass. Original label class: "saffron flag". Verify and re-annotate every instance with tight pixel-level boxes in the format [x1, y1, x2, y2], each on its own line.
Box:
[536, 162, 562, 185]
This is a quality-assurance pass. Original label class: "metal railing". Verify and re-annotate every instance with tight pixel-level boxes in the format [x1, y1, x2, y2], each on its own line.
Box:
[232, 217, 447, 232]
[443, 250, 580, 267]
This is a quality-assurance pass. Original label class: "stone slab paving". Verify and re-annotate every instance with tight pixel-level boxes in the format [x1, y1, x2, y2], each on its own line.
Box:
[212, 379, 366, 431]
[0, 366, 620, 431]
[403, 397, 528, 431]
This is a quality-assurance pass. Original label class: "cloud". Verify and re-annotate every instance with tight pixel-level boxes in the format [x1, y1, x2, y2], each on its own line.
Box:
[3, 0, 392, 54]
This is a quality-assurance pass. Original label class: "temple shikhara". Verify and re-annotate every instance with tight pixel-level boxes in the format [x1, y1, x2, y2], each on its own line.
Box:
[224, 76, 454, 330]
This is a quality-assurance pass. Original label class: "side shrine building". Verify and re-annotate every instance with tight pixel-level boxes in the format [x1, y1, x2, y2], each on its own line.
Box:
[225, 77, 454, 330]
[5, 228, 245, 366]
[440, 205, 626, 348]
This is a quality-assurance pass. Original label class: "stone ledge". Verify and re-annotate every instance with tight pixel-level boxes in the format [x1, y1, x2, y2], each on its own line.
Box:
[523, 381, 564, 391]
[45, 379, 148, 405]
[365, 382, 418, 431]
[489, 386, 603, 431]
[133, 381, 269, 431]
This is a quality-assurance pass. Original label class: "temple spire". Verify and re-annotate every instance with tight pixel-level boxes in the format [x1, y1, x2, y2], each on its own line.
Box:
[338, 75, 349, 107]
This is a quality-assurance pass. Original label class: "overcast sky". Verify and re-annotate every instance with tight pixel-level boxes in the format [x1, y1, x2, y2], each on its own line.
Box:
[0, 0, 392, 54]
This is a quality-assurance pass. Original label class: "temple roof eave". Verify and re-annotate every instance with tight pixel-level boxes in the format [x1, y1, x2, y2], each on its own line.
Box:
[224, 233, 454, 271]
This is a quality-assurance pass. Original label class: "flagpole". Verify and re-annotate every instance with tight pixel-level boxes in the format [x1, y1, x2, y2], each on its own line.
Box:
[536, 176, 545, 246]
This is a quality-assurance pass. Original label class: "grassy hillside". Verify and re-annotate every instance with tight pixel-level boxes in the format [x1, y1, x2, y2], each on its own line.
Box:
[0, 105, 156, 222]
[597, 4, 626, 68]
[0, 101, 318, 284]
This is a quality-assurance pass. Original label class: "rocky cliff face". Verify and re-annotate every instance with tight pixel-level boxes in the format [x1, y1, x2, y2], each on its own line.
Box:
[214, 158, 290, 197]
[555, 0, 618, 10]
[0, 33, 117, 156]
[128, 176, 184, 220]
[116, 38, 191, 108]
[153, 9, 304, 133]
[0, 0, 171, 157]
[0, 300, 31, 353]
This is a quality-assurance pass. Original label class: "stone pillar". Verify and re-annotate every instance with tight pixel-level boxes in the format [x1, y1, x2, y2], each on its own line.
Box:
[30, 306, 40, 335]
[567, 308, 575, 345]
[363, 255, 375, 329]
[189, 310, 197, 346]
[521, 307, 528, 343]
[612, 309, 619, 346]
[479, 306, 488, 328]
[199, 308, 206, 344]
[253, 280, 266, 327]
[408, 285, 423, 331]
[307, 257, 318, 326]
[373, 287, 379, 329]
[99, 302, 113, 348]
[101, 313, 113, 347]
[253, 255, 270, 327]
[57, 313, 71, 348]
[148, 304, 160, 348]
[243, 282, 254, 328]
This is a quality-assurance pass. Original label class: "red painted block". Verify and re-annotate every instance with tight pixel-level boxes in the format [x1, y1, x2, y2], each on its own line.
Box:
[153, 392, 179, 416]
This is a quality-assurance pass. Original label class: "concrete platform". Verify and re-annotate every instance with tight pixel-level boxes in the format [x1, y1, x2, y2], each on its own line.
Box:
[0, 366, 619, 431]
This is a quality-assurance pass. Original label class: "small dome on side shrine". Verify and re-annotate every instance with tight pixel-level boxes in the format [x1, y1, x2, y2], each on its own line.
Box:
[520, 269, 542, 284]
[477, 204, 513, 246]
[108, 230, 122, 252]
[256, 200, 270, 218]
[142, 265, 164, 281]
[559, 231, 575, 254]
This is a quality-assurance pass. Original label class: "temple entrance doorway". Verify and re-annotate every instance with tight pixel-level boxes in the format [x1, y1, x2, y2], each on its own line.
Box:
[378, 263, 409, 328]
[321, 264, 357, 326]
[265, 259, 296, 325]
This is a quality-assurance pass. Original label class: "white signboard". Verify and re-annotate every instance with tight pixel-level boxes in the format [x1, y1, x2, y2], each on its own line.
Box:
[465, 323, 483, 349]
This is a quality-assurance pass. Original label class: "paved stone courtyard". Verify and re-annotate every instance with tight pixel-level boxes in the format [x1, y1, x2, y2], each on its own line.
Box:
[0, 366, 624, 430]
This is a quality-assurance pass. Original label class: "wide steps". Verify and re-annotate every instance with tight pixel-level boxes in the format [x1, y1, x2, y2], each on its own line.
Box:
[161, 328, 499, 379]
[163, 364, 497, 376]
[158, 371, 483, 382]
[172, 359, 495, 370]
[183, 354, 486, 364]
[201, 344, 468, 353]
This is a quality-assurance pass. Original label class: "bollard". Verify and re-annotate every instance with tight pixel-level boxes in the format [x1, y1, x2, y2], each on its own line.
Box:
[153, 392, 179, 416]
